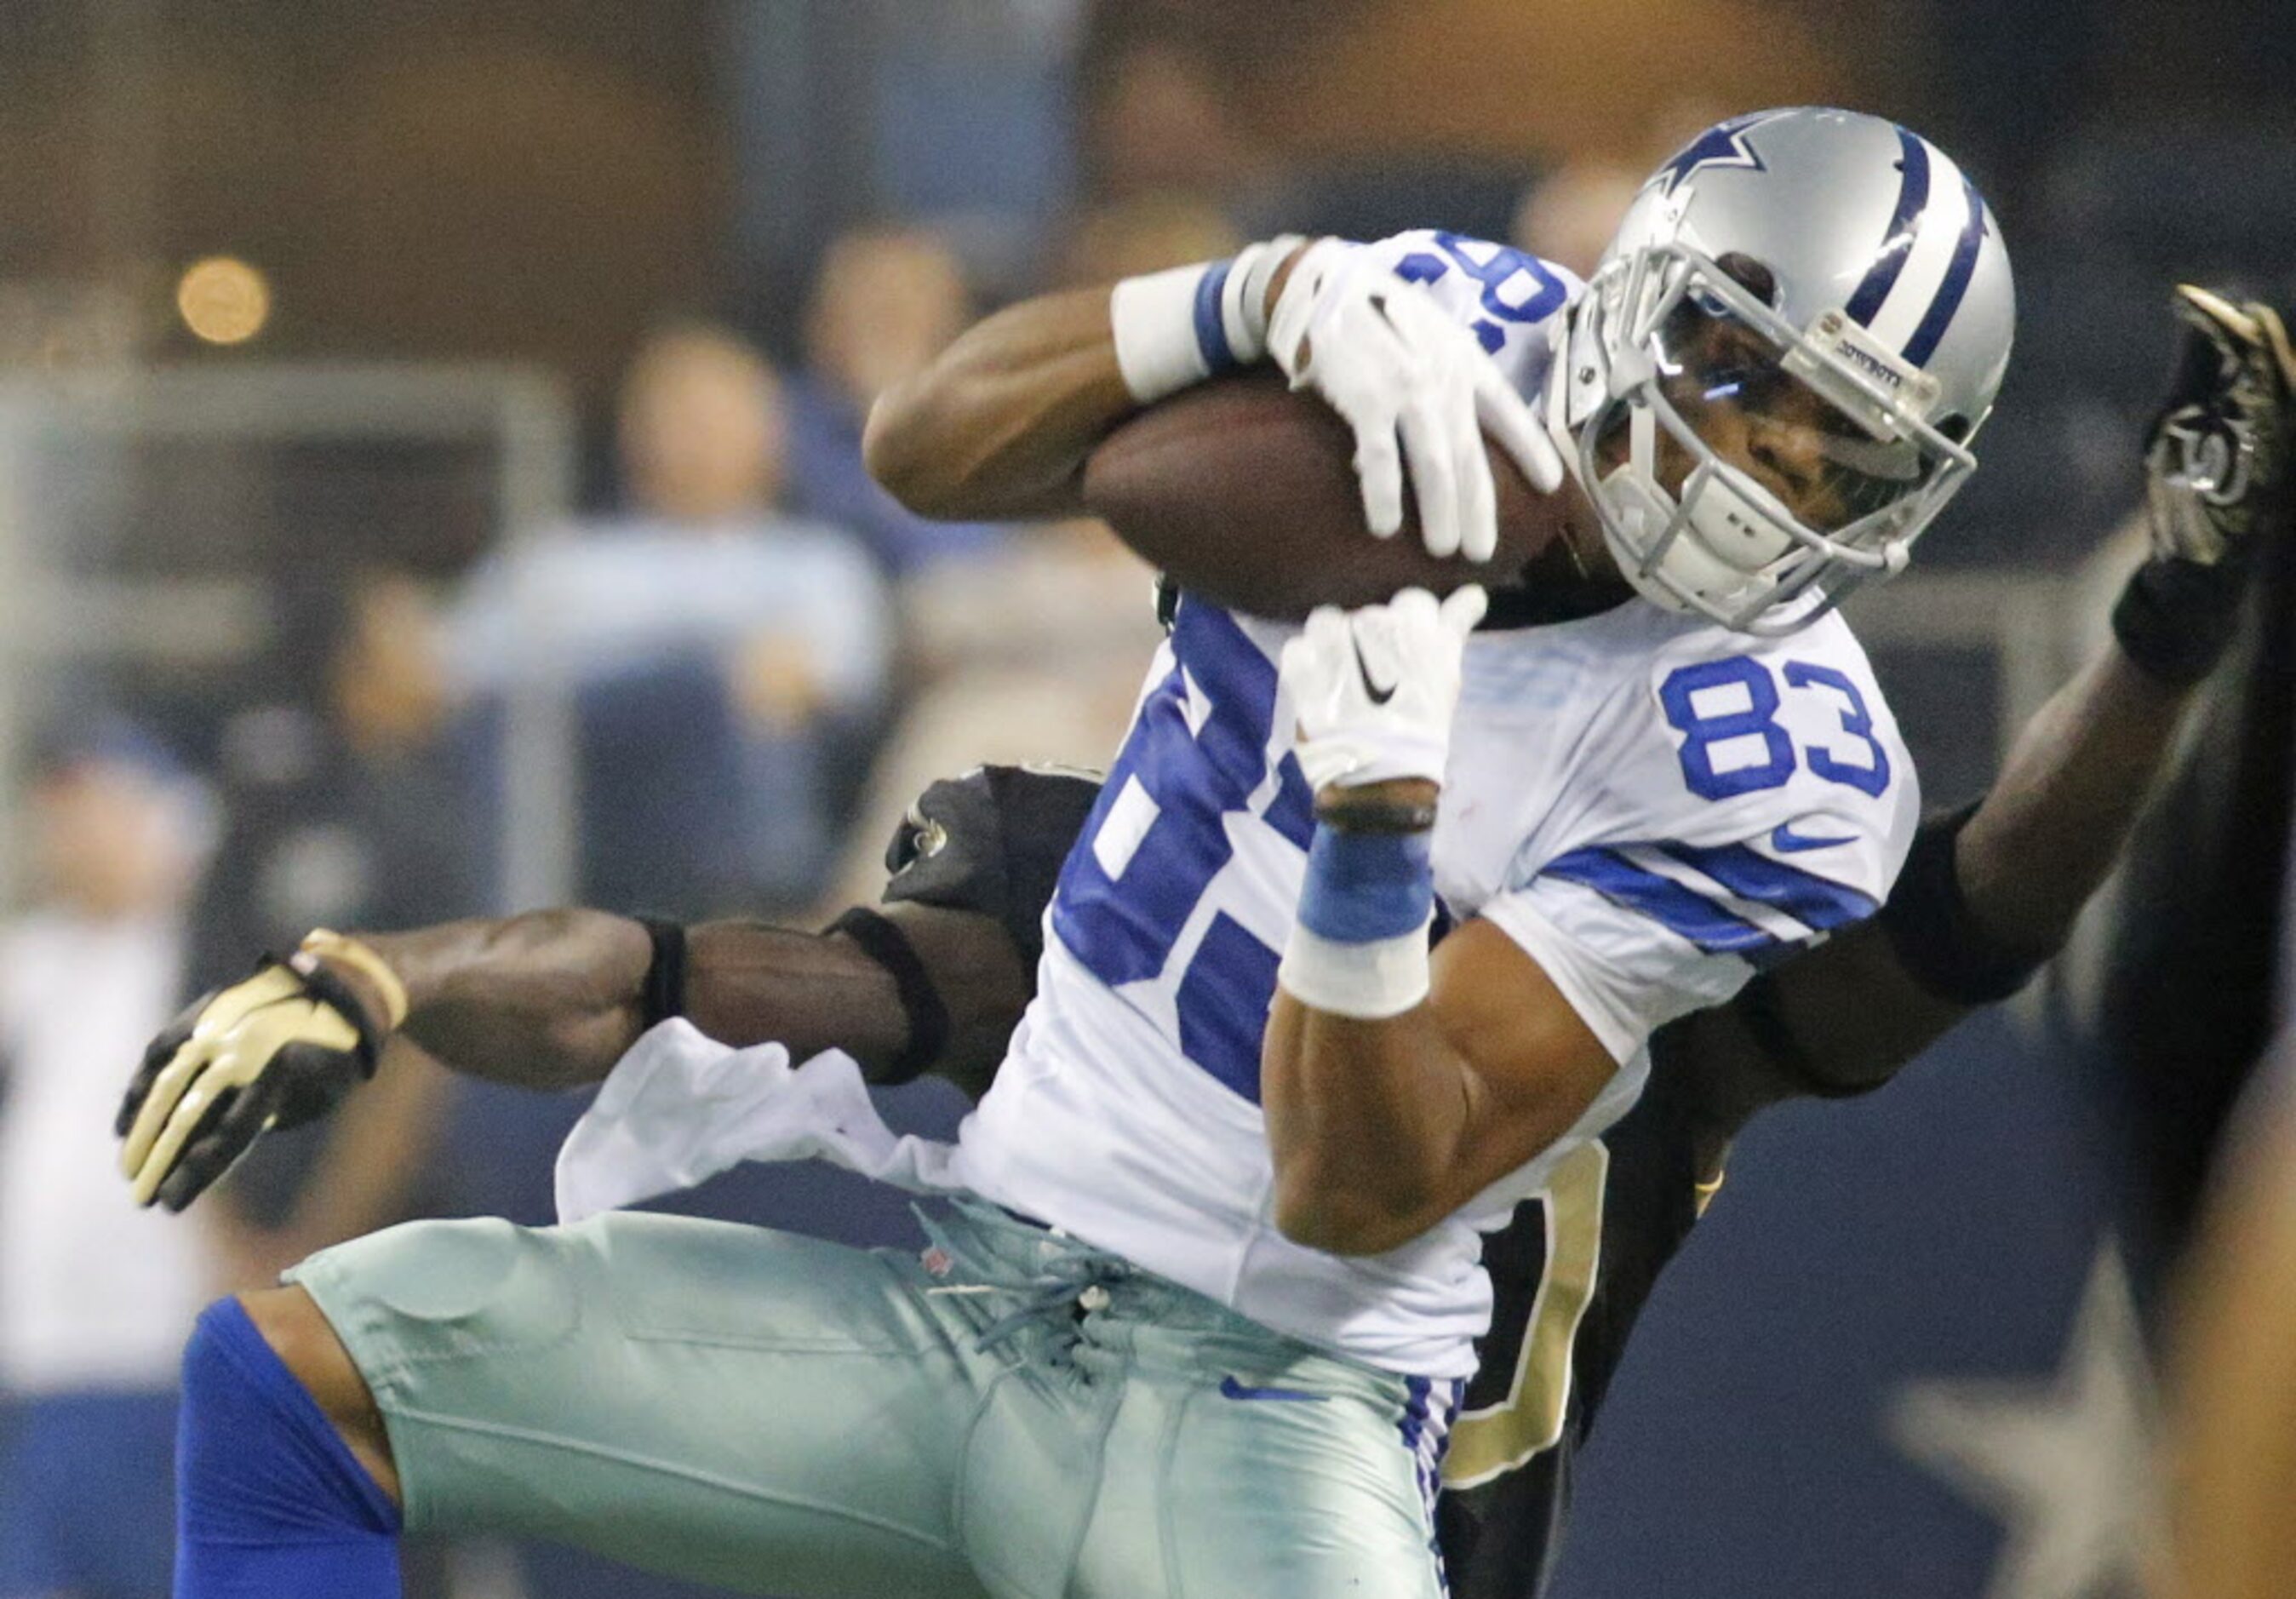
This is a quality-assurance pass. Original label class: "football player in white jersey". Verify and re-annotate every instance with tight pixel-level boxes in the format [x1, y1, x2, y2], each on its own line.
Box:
[126, 108, 2016, 1597]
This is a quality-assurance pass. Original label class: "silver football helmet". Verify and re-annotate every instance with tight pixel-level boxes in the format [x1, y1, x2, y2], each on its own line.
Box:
[1547, 106, 2015, 633]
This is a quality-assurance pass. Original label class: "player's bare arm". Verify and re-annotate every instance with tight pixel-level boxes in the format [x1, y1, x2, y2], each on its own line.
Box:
[867, 235, 1559, 558]
[115, 900, 1029, 1212]
[1265, 907, 1616, 1256]
[863, 285, 1138, 521]
[1256, 587, 1618, 1257]
[111, 752, 1105, 1215]
[1678, 284, 2295, 1143]
[357, 907, 1023, 1092]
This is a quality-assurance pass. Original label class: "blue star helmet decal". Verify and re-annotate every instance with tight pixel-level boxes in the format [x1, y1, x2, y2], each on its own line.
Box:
[1652, 110, 1790, 198]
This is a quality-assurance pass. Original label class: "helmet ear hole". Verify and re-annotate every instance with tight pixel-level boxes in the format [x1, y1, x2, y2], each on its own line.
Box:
[1713, 252, 1780, 307]
[1936, 413, 1972, 444]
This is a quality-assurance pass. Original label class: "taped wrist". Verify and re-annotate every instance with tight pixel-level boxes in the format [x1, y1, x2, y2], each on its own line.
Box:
[825, 908, 950, 1085]
[2110, 554, 2248, 687]
[635, 917, 689, 1031]
[1278, 827, 1435, 1019]
[1876, 799, 2051, 1006]
[1108, 236, 1301, 404]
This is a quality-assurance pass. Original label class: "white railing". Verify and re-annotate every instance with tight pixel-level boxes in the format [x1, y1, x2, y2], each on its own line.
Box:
[0, 363, 577, 910]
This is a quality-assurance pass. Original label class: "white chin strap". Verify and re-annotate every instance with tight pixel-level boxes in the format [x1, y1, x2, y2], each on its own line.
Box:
[1593, 391, 1801, 622]
[1546, 308, 1809, 626]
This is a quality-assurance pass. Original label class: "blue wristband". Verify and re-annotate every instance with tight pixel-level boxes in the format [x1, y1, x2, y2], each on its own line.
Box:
[1296, 826, 1435, 943]
[1193, 258, 1238, 371]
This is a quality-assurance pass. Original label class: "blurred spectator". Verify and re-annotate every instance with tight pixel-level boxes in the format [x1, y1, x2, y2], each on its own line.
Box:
[1054, 192, 1244, 286]
[830, 518, 1162, 908]
[1080, 38, 1262, 206]
[449, 321, 893, 917]
[191, 570, 489, 998]
[0, 724, 224, 1599]
[1510, 156, 1640, 278]
[786, 226, 1008, 575]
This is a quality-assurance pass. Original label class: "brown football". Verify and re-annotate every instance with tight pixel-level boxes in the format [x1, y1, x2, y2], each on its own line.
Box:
[1083, 369, 1571, 621]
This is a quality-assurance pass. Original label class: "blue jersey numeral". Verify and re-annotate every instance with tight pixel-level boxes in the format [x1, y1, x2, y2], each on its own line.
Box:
[1659, 656, 1892, 800]
[1051, 605, 1313, 1099]
[1658, 657, 1796, 800]
[1391, 233, 1570, 352]
[1783, 662, 1891, 796]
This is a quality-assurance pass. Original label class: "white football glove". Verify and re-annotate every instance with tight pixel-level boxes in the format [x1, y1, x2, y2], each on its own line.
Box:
[1280, 585, 1488, 794]
[1268, 241, 1562, 563]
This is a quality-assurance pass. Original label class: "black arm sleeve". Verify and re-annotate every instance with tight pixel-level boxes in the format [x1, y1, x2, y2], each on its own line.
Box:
[1875, 796, 2053, 1007]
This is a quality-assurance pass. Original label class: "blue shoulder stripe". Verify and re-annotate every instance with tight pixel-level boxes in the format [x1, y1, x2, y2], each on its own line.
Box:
[1658, 842, 1878, 931]
[1541, 847, 1778, 955]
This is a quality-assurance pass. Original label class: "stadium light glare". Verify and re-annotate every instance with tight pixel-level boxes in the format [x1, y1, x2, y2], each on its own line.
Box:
[176, 256, 272, 346]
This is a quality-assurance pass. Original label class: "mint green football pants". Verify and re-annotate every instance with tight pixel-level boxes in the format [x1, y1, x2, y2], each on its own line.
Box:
[285, 1201, 1457, 1597]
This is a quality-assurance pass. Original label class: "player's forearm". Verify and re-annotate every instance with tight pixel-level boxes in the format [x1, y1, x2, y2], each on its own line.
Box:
[1952, 642, 2193, 955]
[1263, 917, 1616, 1256]
[1262, 996, 1480, 1255]
[866, 243, 1313, 523]
[352, 903, 1027, 1096]
[358, 911, 654, 1090]
[688, 905, 1031, 1099]
[864, 288, 1137, 522]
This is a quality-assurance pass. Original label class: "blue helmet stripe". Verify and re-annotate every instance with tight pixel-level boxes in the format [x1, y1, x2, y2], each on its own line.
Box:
[1844, 127, 1931, 329]
[1901, 176, 1988, 366]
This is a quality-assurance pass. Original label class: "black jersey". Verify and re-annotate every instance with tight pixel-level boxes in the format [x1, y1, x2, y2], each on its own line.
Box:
[1438, 1034, 1711, 1598]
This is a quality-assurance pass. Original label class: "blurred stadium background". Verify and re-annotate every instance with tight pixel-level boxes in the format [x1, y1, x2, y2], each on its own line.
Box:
[1, 3, 2293, 1596]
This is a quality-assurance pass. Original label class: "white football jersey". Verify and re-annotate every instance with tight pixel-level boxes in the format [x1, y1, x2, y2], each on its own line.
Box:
[950, 232, 1921, 1377]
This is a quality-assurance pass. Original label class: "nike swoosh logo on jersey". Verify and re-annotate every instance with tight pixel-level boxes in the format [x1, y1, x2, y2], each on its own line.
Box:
[1219, 1376, 1327, 1403]
[1770, 821, 1856, 853]
[1353, 642, 1398, 706]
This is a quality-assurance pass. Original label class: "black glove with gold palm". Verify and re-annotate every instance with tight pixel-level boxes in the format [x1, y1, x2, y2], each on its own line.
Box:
[2116, 285, 2296, 685]
[116, 930, 407, 1212]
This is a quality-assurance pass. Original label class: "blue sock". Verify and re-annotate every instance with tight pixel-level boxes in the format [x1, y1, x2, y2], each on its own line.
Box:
[175, 1297, 402, 1599]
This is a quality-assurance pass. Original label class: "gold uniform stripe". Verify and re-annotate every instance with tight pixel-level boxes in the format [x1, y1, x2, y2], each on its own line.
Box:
[1444, 1139, 1610, 1488]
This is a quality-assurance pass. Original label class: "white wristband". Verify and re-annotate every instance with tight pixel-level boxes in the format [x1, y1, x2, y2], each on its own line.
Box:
[1277, 919, 1434, 1020]
[1224, 234, 1303, 366]
[1110, 262, 1219, 404]
[1108, 237, 1303, 404]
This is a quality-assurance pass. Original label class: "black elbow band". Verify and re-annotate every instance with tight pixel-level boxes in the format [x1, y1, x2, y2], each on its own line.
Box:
[636, 917, 689, 1031]
[825, 908, 949, 1086]
[1876, 800, 2050, 1006]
